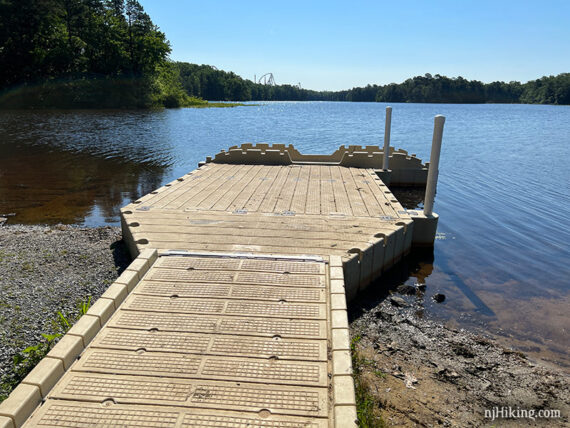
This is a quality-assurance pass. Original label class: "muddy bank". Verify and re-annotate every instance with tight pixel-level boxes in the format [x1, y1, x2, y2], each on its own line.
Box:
[350, 296, 569, 427]
[0, 225, 129, 382]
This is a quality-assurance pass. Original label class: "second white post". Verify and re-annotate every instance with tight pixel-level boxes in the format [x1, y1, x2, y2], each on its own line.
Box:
[423, 114, 445, 216]
[382, 106, 392, 170]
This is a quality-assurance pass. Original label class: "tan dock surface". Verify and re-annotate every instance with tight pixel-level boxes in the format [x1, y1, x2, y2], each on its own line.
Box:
[2, 147, 433, 427]
[122, 163, 415, 298]
[21, 252, 350, 427]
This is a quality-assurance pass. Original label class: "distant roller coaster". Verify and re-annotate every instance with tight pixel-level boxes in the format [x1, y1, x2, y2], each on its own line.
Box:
[256, 73, 276, 85]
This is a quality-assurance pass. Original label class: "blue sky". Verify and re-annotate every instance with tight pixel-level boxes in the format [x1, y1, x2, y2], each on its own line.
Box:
[139, 0, 570, 91]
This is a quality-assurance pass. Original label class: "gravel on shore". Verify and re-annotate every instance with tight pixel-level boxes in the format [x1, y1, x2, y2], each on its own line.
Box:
[0, 224, 130, 380]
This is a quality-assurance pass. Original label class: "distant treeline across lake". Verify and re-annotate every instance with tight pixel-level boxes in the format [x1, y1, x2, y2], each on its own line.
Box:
[0, 0, 568, 108]
[175, 65, 570, 105]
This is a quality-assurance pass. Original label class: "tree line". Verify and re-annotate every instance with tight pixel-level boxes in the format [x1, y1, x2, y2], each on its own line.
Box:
[0, 0, 192, 108]
[175, 65, 570, 105]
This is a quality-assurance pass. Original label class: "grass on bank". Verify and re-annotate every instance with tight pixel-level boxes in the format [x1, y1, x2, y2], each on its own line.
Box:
[184, 97, 247, 108]
[0, 297, 92, 402]
[351, 334, 386, 427]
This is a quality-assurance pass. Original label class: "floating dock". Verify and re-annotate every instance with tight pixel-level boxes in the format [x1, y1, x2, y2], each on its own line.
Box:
[0, 113, 445, 427]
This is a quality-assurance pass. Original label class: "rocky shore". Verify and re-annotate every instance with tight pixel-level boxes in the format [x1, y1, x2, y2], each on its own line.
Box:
[0, 225, 129, 383]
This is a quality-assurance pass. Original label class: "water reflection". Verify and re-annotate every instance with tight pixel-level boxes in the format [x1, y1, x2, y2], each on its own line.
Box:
[0, 110, 168, 224]
[389, 186, 425, 210]
[356, 184, 569, 371]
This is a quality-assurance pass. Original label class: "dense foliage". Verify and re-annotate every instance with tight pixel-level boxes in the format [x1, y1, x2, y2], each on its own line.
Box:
[175, 65, 570, 105]
[518, 74, 570, 105]
[374, 73, 570, 104]
[0, 0, 191, 108]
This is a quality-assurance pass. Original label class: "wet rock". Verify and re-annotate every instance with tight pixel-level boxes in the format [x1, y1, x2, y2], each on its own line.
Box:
[473, 336, 492, 347]
[390, 296, 409, 307]
[375, 308, 393, 321]
[432, 293, 446, 303]
[411, 336, 428, 350]
[397, 284, 417, 295]
[393, 314, 406, 324]
[452, 343, 475, 358]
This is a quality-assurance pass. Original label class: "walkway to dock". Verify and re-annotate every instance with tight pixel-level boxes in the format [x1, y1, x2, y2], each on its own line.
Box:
[0, 144, 438, 428]
[24, 251, 339, 427]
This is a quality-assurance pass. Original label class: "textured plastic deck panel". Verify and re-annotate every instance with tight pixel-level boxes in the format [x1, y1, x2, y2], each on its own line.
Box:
[18, 253, 356, 427]
[120, 157, 417, 299]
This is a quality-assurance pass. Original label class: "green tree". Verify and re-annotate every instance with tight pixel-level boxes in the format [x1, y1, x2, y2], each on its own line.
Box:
[0, 0, 179, 108]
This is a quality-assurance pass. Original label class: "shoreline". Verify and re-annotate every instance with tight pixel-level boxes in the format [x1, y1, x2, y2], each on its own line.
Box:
[350, 297, 569, 426]
[0, 224, 129, 398]
[0, 101, 248, 111]
[0, 224, 568, 425]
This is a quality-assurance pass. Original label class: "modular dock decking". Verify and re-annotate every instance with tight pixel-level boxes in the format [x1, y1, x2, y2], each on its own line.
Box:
[0, 141, 443, 428]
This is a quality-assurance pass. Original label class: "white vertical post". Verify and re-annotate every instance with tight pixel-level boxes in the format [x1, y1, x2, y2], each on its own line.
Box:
[424, 115, 445, 216]
[382, 106, 392, 170]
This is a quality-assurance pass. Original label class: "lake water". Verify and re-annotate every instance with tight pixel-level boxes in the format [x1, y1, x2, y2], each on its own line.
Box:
[1, 102, 569, 370]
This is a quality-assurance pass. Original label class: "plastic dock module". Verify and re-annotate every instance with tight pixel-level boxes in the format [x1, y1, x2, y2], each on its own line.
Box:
[119, 156, 430, 298]
[20, 253, 354, 427]
[3, 144, 440, 427]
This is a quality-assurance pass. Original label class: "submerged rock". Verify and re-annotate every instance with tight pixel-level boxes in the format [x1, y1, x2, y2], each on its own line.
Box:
[432, 293, 446, 303]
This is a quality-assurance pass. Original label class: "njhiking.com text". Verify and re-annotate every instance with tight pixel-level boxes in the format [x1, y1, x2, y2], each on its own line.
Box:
[485, 406, 561, 422]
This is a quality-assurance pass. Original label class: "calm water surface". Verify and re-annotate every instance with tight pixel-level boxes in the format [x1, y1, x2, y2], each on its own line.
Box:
[1, 102, 569, 369]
